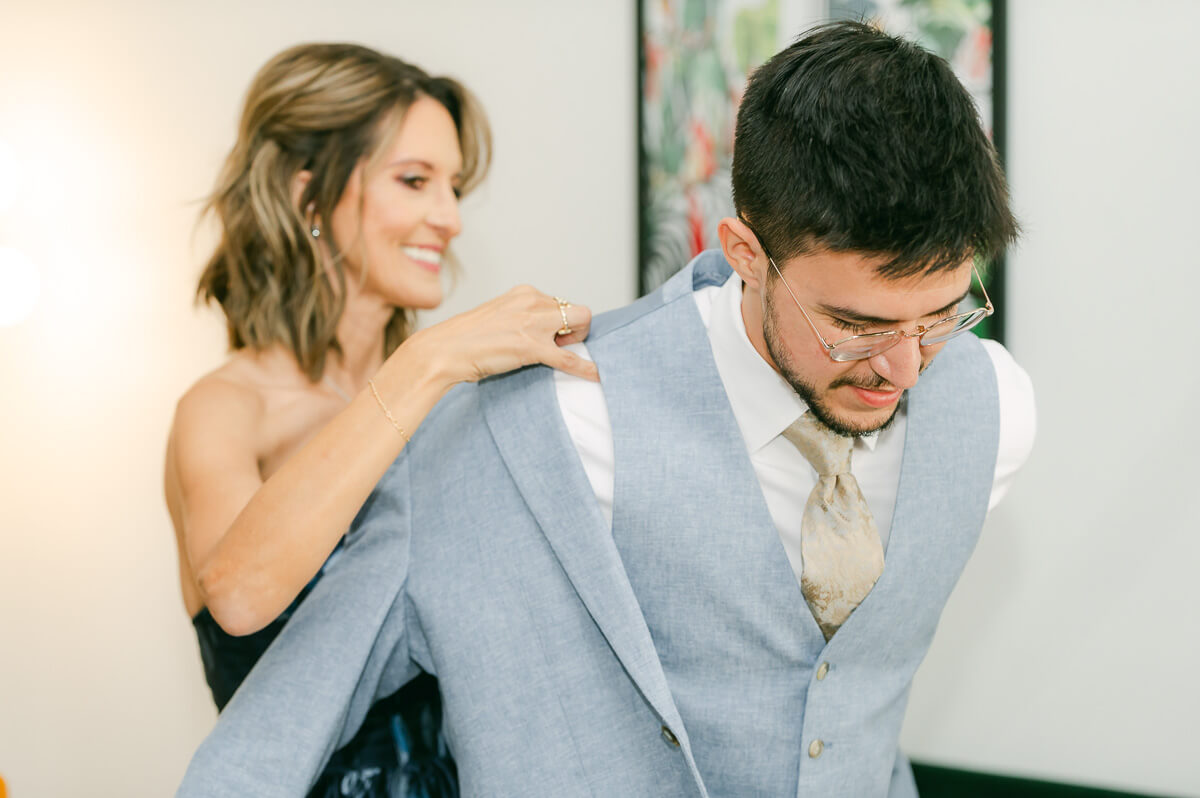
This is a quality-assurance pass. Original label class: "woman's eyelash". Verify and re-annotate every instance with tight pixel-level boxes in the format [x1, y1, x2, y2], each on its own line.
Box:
[399, 175, 462, 199]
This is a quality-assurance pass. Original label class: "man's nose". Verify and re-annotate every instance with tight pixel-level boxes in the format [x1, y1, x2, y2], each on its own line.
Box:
[869, 335, 922, 390]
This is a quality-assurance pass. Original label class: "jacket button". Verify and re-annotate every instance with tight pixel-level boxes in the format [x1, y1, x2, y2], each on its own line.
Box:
[661, 725, 680, 748]
[816, 662, 830, 681]
[808, 739, 824, 759]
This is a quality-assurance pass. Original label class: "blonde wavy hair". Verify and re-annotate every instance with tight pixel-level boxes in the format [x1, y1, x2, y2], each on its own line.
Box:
[197, 43, 491, 380]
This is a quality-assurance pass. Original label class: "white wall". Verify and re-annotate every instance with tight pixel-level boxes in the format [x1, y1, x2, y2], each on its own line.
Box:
[1, 2, 1197, 797]
[900, 3, 1200, 796]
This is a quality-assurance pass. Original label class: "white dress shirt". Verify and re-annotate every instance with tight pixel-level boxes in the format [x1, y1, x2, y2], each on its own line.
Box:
[554, 273, 1036, 589]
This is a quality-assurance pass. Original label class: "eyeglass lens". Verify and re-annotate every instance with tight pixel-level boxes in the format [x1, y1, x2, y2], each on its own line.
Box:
[829, 308, 989, 361]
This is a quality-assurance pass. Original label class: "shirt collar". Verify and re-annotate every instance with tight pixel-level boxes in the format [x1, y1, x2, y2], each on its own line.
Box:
[706, 272, 881, 454]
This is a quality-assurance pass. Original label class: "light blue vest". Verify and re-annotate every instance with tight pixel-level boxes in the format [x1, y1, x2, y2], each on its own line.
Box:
[589, 251, 1000, 796]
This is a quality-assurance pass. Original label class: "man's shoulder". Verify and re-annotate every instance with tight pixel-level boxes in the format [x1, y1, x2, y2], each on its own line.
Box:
[588, 249, 733, 342]
[911, 333, 1003, 434]
[921, 331, 999, 392]
[979, 338, 1037, 479]
[978, 338, 1033, 403]
[930, 335, 1034, 413]
[913, 335, 1035, 483]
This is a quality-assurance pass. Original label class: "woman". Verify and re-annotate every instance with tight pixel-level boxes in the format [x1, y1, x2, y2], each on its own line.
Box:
[163, 43, 595, 797]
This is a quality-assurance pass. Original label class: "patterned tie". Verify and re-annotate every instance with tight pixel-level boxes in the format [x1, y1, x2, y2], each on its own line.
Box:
[782, 412, 885, 641]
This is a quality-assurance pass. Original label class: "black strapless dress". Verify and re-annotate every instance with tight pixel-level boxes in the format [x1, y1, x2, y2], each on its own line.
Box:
[192, 567, 456, 798]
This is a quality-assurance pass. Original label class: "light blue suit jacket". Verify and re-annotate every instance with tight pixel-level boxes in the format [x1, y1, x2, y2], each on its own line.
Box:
[179, 252, 999, 797]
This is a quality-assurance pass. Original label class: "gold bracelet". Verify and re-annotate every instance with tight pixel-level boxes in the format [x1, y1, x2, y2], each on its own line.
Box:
[367, 378, 411, 443]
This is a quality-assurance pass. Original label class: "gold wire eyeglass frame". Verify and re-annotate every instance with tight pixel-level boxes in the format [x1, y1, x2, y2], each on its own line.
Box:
[744, 222, 995, 362]
[768, 256, 994, 362]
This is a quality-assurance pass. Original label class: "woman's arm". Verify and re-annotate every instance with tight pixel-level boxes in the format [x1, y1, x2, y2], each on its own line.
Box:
[173, 287, 594, 636]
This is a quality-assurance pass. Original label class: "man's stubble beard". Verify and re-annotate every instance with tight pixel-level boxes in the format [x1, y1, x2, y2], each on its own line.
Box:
[761, 286, 904, 438]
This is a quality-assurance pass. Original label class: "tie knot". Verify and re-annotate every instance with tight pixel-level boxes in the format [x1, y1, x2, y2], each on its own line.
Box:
[781, 412, 854, 476]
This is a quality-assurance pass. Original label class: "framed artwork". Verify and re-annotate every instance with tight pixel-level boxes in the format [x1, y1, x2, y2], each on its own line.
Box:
[637, 0, 1007, 341]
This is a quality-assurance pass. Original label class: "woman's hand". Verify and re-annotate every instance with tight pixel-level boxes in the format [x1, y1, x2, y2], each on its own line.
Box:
[405, 285, 599, 385]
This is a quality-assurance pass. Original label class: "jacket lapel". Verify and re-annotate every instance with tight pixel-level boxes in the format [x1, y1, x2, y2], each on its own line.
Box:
[479, 366, 688, 741]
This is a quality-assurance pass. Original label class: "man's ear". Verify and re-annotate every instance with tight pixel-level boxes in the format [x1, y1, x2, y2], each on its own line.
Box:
[717, 216, 768, 291]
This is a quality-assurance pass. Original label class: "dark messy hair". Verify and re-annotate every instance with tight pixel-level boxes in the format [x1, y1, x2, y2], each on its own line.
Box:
[731, 20, 1017, 277]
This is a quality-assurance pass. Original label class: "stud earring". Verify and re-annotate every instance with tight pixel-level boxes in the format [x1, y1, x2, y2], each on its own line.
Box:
[310, 223, 321, 238]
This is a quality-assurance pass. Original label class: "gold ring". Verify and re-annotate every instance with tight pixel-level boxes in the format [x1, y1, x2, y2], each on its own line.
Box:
[555, 298, 571, 336]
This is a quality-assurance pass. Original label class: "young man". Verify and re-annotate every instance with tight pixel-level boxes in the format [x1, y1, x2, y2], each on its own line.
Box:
[180, 21, 1034, 797]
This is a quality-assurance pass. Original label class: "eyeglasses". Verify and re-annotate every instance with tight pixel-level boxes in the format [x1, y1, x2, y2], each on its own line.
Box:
[769, 255, 993, 362]
[746, 226, 994, 363]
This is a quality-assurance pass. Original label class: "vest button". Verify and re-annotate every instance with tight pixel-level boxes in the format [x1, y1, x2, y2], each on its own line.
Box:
[808, 738, 824, 759]
[816, 661, 830, 680]
[661, 725, 680, 748]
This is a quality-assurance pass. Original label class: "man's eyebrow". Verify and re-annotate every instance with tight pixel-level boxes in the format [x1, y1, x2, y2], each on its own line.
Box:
[815, 288, 971, 325]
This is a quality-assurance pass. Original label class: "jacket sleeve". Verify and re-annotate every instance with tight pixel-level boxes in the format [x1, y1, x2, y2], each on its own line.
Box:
[177, 455, 421, 797]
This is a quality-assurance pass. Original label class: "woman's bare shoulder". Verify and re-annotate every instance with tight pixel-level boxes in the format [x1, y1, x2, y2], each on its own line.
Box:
[170, 353, 273, 452]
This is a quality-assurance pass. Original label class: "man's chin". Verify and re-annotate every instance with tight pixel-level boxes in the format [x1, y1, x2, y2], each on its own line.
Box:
[809, 397, 902, 438]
